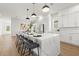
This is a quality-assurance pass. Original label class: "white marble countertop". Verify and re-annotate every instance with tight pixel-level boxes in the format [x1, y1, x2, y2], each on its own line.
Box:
[23, 33, 59, 40]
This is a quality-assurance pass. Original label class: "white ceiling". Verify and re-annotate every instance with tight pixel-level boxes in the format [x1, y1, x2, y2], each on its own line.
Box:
[0, 3, 78, 19]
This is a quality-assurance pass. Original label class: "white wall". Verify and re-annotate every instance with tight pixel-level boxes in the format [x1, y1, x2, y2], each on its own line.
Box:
[0, 16, 11, 35]
[38, 14, 51, 33]
[11, 13, 53, 36]
[0, 20, 2, 35]
[11, 18, 30, 36]
[11, 18, 19, 36]
[34, 14, 52, 33]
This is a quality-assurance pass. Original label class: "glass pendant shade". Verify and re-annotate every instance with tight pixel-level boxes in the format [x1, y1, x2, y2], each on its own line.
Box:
[42, 5, 50, 12]
[31, 13, 37, 17]
[31, 3, 37, 17]
[26, 17, 30, 19]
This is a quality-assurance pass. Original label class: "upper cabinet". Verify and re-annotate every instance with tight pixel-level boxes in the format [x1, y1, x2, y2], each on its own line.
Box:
[69, 13, 77, 27]
[62, 13, 76, 27]
[51, 5, 79, 28]
[57, 11, 79, 28]
[58, 15, 63, 28]
[53, 5, 79, 28]
[76, 12, 79, 26]
[62, 15, 69, 27]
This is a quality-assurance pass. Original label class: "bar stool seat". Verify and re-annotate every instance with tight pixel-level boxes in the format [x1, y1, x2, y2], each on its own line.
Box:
[21, 35, 33, 43]
[23, 38, 39, 56]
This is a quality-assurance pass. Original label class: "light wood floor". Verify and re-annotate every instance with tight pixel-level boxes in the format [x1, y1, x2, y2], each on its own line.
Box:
[0, 35, 79, 56]
[60, 42, 79, 56]
[0, 35, 19, 56]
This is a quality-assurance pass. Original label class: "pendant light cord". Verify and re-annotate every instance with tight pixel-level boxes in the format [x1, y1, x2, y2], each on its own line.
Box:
[26, 8, 30, 19]
[27, 9, 29, 18]
[31, 3, 37, 17]
[32, 3, 35, 13]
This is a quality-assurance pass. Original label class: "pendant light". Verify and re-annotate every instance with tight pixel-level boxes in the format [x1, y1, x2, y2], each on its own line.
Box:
[31, 3, 37, 17]
[42, 4, 50, 12]
[26, 9, 30, 20]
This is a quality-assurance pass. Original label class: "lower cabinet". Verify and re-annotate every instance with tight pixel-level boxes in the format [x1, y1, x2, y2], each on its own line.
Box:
[61, 33, 79, 46]
[72, 34, 79, 46]
[60, 34, 72, 44]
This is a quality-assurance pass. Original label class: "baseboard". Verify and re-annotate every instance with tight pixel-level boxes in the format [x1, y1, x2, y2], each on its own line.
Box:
[61, 41, 79, 48]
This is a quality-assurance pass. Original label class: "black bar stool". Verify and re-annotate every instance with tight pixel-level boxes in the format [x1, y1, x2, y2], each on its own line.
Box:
[16, 34, 40, 56]
[23, 39, 39, 56]
[16, 34, 25, 55]
[20, 35, 39, 56]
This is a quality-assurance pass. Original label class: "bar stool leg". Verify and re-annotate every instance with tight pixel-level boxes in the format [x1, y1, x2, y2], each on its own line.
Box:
[22, 45, 26, 56]
[29, 49, 31, 55]
[21, 46, 23, 56]
[38, 47, 39, 56]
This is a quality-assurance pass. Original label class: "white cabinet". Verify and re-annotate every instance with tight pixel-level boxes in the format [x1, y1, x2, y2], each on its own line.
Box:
[62, 14, 76, 27]
[72, 34, 79, 46]
[58, 11, 79, 28]
[53, 11, 79, 28]
[60, 34, 72, 44]
[58, 16, 63, 27]
[62, 15, 69, 27]
[76, 12, 79, 26]
[68, 14, 76, 27]
[61, 33, 79, 46]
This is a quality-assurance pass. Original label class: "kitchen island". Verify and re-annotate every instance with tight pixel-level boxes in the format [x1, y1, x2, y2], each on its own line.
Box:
[20, 33, 60, 56]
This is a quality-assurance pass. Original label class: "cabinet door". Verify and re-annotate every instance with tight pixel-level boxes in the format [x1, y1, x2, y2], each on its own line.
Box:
[62, 15, 69, 27]
[58, 16, 63, 27]
[68, 14, 75, 27]
[72, 34, 79, 46]
[61, 34, 72, 44]
[76, 12, 79, 26]
[62, 14, 75, 27]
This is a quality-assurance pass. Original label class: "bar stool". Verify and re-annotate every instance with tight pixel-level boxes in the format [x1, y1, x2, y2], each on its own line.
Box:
[16, 34, 24, 55]
[16, 34, 40, 56]
[16, 34, 19, 48]
[22, 37, 39, 56]
[19, 35, 30, 55]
